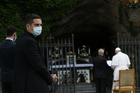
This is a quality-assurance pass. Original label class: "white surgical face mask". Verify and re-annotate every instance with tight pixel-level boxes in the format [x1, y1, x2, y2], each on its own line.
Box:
[32, 26, 42, 37]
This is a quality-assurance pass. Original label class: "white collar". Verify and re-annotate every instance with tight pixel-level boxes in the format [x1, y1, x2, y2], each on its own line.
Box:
[6, 37, 13, 41]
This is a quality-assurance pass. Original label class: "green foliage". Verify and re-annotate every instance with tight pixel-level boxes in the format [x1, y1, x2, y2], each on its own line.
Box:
[0, 0, 79, 42]
[0, 3, 24, 41]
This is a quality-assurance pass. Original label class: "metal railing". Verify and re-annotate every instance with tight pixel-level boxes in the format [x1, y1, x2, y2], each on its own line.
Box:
[117, 37, 140, 92]
[44, 34, 76, 93]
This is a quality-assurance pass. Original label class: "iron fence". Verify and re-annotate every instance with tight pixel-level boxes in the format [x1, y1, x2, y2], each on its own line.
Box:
[117, 37, 140, 92]
[44, 34, 76, 93]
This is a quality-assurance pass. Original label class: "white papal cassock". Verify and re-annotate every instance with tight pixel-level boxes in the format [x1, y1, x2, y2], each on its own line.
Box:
[111, 52, 130, 81]
[111, 51, 131, 90]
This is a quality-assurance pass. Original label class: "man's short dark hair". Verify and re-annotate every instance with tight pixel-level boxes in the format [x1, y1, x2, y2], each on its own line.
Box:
[25, 13, 41, 25]
[6, 26, 16, 36]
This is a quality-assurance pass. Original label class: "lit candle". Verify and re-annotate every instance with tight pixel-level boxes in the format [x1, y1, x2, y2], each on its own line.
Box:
[60, 49, 62, 55]
[88, 48, 90, 55]
[78, 48, 80, 55]
[49, 49, 51, 56]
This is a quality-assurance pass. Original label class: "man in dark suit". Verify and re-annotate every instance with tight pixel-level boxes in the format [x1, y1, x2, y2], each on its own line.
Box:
[92, 48, 111, 93]
[14, 14, 57, 93]
[0, 26, 17, 93]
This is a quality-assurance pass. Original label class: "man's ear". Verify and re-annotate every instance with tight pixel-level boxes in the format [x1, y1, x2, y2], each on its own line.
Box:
[26, 24, 29, 30]
[12, 32, 16, 37]
[26, 24, 32, 32]
[14, 32, 16, 36]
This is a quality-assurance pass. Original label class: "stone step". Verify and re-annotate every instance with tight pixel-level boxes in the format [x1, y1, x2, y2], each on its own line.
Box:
[75, 83, 95, 93]
[53, 83, 96, 93]
[75, 84, 95, 88]
[76, 91, 96, 93]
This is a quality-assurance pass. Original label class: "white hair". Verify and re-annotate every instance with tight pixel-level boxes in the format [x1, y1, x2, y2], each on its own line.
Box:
[98, 48, 104, 55]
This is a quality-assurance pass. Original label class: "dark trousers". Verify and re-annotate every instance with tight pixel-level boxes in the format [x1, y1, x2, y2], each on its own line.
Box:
[2, 81, 13, 93]
[95, 78, 106, 93]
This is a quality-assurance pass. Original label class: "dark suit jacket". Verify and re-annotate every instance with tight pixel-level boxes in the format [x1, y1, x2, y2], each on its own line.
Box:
[14, 31, 52, 93]
[0, 39, 15, 82]
[92, 56, 110, 79]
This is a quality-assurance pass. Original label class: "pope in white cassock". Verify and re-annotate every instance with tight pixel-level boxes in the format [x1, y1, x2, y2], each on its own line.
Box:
[111, 47, 131, 91]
